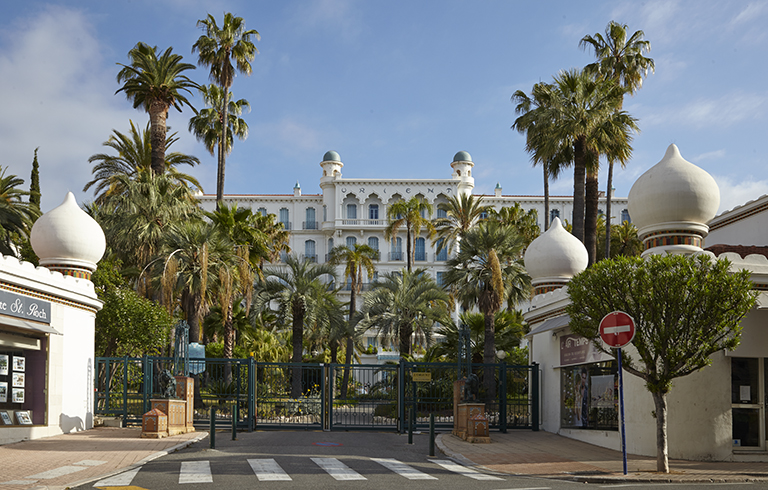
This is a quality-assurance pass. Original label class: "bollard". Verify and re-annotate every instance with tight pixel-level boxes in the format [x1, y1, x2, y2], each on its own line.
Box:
[232, 402, 238, 441]
[429, 413, 435, 457]
[408, 408, 413, 444]
[210, 406, 216, 449]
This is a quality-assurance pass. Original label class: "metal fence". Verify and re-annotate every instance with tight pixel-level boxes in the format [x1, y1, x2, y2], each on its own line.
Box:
[95, 357, 538, 433]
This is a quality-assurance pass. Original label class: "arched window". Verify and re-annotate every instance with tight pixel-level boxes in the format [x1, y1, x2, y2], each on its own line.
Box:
[304, 240, 316, 263]
[414, 237, 426, 261]
[257, 207, 267, 216]
[390, 237, 403, 261]
[550, 209, 560, 223]
[621, 209, 631, 223]
[368, 236, 379, 250]
[305, 207, 316, 230]
[279, 208, 290, 230]
[437, 207, 448, 219]
[436, 238, 448, 261]
[347, 203, 357, 220]
[346, 236, 357, 248]
[369, 204, 379, 220]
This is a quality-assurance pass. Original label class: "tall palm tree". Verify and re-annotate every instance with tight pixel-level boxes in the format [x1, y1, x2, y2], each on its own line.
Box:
[193, 13, 260, 205]
[442, 221, 531, 399]
[433, 193, 489, 257]
[116, 43, 198, 175]
[84, 121, 201, 203]
[328, 243, 378, 397]
[257, 255, 336, 397]
[385, 196, 435, 272]
[581, 21, 654, 259]
[188, 84, 250, 176]
[359, 268, 451, 357]
[0, 167, 39, 257]
[486, 203, 541, 249]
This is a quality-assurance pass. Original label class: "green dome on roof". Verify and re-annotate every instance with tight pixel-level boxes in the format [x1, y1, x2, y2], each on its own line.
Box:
[453, 151, 472, 162]
[323, 150, 341, 162]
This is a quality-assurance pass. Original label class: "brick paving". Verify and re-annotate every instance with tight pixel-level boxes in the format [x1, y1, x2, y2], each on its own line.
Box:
[437, 429, 768, 483]
[0, 428, 205, 490]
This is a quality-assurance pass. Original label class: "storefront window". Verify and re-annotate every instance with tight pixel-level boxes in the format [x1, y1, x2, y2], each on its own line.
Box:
[0, 339, 47, 426]
[561, 361, 618, 430]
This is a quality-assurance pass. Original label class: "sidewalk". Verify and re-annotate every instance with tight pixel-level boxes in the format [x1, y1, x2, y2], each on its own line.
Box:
[0, 428, 206, 490]
[437, 430, 768, 483]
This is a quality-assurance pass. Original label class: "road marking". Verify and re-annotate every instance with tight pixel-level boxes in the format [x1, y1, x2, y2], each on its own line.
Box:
[27, 466, 88, 479]
[75, 460, 107, 467]
[179, 461, 212, 484]
[247, 459, 292, 481]
[371, 458, 437, 480]
[93, 467, 141, 487]
[311, 457, 366, 480]
[429, 459, 503, 480]
[1, 481, 38, 485]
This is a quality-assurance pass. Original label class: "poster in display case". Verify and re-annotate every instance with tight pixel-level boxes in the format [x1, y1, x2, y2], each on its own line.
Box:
[0, 411, 12, 425]
[0, 355, 7, 375]
[12, 388, 24, 403]
[12, 372, 24, 388]
[12, 356, 25, 372]
[0, 381, 6, 403]
[15, 411, 32, 425]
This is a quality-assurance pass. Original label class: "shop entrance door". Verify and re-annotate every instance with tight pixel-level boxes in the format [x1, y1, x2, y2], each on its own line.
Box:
[731, 357, 765, 449]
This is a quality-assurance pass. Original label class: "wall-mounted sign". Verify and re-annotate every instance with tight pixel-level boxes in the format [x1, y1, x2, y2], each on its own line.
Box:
[0, 290, 51, 324]
[559, 334, 612, 367]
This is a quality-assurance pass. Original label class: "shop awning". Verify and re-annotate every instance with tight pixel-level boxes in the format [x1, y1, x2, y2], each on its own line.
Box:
[526, 315, 570, 337]
[0, 315, 61, 336]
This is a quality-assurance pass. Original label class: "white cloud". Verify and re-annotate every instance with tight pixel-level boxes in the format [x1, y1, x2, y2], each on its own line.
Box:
[693, 149, 726, 161]
[712, 174, 768, 214]
[0, 5, 137, 211]
[253, 117, 328, 156]
[642, 91, 768, 129]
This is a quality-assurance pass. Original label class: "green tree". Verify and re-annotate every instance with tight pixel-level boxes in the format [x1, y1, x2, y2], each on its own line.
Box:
[566, 254, 757, 473]
[193, 13, 259, 205]
[360, 268, 451, 357]
[92, 258, 174, 357]
[581, 21, 654, 259]
[0, 167, 39, 257]
[385, 196, 435, 272]
[328, 243, 378, 397]
[116, 43, 198, 175]
[433, 193, 489, 257]
[257, 255, 336, 397]
[442, 221, 531, 398]
[486, 203, 540, 249]
[426, 311, 526, 362]
[84, 121, 201, 203]
[29, 148, 40, 210]
[189, 84, 250, 179]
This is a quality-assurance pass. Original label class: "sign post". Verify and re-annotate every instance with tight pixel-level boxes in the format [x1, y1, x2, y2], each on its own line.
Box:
[599, 311, 636, 476]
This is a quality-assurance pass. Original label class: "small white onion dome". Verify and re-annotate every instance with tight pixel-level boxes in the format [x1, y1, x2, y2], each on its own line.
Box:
[628, 144, 720, 256]
[31, 192, 106, 280]
[524, 217, 588, 295]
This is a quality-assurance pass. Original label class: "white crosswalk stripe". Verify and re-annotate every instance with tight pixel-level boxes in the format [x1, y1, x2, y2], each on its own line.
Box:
[179, 461, 213, 484]
[311, 457, 367, 481]
[93, 467, 141, 487]
[247, 458, 292, 481]
[371, 458, 437, 480]
[429, 459, 504, 480]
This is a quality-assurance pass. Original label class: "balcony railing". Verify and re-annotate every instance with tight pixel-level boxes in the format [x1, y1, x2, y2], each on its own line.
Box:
[389, 251, 404, 261]
[300, 254, 318, 263]
[341, 219, 386, 226]
[303, 221, 318, 230]
[279, 221, 292, 230]
[414, 252, 428, 262]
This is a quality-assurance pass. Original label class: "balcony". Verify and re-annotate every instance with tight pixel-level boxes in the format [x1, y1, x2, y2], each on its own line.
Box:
[300, 254, 318, 263]
[340, 219, 386, 227]
[303, 221, 318, 230]
[389, 251, 404, 261]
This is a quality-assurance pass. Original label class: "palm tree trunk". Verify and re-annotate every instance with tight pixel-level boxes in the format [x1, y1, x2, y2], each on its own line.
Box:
[585, 165, 599, 266]
[406, 226, 412, 272]
[652, 391, 670, 473]
[483, 310, 496, 403]
[291, 304, 305, 398]
[572, 137, 587, 242]
[341, 280, 357, 399]
[223, 302, 234, 385]
[543, 164, 550, 231]
[604, 161, 614, 259]
[216, 86, 229, 206]
[149, 101, 168, 176]
[400, 323, 412, 357]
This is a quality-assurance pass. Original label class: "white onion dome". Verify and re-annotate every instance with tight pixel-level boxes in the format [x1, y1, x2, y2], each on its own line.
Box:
[524, 217, 588, 295]
[31, 192, 106, 279]
[628, 144, 720, 256]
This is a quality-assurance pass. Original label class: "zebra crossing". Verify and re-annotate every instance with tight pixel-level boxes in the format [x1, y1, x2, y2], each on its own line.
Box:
[93, 457, 504, 486]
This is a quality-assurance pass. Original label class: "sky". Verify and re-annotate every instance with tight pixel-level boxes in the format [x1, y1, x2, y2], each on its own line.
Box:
[1, 0, 767, 215]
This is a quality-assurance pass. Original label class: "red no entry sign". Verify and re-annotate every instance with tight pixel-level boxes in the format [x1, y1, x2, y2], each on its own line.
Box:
[599, 311, 635, 348]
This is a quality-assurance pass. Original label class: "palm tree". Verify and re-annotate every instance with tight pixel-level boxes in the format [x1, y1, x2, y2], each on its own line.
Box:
[193, 13, 260, 205]
[328, 243, 378, 397]
[84, 121, 201, 203]
[258, 255, 336, 397]
[581, 21, 654, 259]
[188, 84, 250, 178]
[0, 167, 39, 257]
[426, 311, 526, 362]
[116, 43, 198, 175]
[442, 221, 531, 399]
[486, 203, 540, 249]
[359, 268, 451, 357]
[433, 193, 489, 257]
[385, 196, 435, 272]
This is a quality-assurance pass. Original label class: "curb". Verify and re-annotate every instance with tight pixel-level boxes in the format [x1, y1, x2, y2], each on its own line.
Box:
[63, 431, 209, 489]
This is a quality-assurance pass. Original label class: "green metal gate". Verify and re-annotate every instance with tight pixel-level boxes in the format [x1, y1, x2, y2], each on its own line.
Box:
[95, 358, 538, 433]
